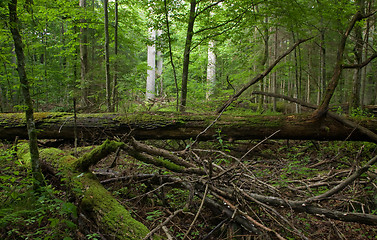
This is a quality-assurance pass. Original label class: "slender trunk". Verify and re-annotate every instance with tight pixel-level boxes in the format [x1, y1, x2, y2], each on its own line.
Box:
[258, 18, 268, 111]
[146, 28, 156, 100]
[307, 48, 311, 103]
[164, 0, 179, 110]
[104, 0, 111, 111]
[180, 0, 197, 111]
[350, 0, 365, 112]
[8, 0, 44, 188]
[206, 40, 216, 100]
[272, 27, 277, 112]
[156, 30, 163, 97]
[79, 0, 89, 106]
[111, 0, 118, 112]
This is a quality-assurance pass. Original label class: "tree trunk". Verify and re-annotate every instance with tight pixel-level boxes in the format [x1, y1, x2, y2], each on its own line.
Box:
[206, 40, 216, 100]
[17, 140, 149, 239]
[111, 0, 118, 112]
[146, 28, 156, 100]
[313, 12, 364, 119]
[180, 0, 197, 111]
[8, 0, 44, 188]
[104, 0, 111, 111]
[1, 112, 377, 142]
[156, 30, 164, 96]
[350, 0, 365, 112]
[79, 0, 89, 106]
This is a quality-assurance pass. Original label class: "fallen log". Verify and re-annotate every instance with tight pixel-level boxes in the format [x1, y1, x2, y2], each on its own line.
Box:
[17, 140, 150, 240]
[2, 112, 377, 142]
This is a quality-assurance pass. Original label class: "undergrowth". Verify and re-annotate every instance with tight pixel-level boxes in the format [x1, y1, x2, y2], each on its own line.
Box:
[0, 144, 78, 240]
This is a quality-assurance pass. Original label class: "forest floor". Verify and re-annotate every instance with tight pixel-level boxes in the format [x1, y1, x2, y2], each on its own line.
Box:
[1, 138, 377, 239]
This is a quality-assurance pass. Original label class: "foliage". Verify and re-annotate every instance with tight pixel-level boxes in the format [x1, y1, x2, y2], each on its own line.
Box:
[0, 145, 78, 240]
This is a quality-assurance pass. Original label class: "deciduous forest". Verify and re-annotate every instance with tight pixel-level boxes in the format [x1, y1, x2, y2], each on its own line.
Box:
[2, 0, 377, 239]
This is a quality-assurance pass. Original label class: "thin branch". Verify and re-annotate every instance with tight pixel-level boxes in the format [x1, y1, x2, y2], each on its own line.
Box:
[195, 0, 225, 17]
[342, 52, 377, 69]
[305, 154, 377, 202]
[182, 183, 209, 240]
[143, 209, 184, 240]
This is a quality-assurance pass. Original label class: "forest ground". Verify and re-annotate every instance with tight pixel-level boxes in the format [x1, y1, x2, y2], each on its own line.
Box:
[1, 136, 377, 239]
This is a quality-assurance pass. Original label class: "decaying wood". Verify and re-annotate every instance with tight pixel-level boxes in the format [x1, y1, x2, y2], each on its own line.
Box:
[17, 140, 150, 240]
[2, 112, 377, 142]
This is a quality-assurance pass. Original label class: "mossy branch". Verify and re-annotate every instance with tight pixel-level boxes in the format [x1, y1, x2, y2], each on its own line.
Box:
[72, 139, 124, 172]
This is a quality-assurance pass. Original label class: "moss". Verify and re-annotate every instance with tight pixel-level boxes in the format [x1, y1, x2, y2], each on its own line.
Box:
[17, 142, 150, 239]
[79, 173, 149, 239]
[72, 139, 124, 172]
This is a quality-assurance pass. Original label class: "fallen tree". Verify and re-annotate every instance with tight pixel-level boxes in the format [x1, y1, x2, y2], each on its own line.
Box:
[17, 139, 150, 240]
[1, 112, 377, 142]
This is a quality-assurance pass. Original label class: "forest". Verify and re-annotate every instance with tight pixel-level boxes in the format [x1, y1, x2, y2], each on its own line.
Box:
[2, 0, 377, 239]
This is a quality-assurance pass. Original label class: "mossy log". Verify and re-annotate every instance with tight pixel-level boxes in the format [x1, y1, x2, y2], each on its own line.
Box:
[17, 140, 150, 240]
[2, 112, 377, 142]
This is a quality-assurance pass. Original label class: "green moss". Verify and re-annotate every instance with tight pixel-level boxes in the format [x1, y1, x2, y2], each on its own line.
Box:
[79, 173, 149, 239]
[72, 139, 124, 172]
[17, 142, 150, 239]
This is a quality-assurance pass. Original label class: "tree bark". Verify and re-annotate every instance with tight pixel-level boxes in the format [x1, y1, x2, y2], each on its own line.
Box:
[1, 112, 377, 142]
[206, 40, 216, 100]
[8, 0, 44, 188]
[111, 0, 118, 112]
[104, 0, 111, 111]
[146, 28, 156, 100]
[79, 0, 89, 106]
[180, 0, 197, 111]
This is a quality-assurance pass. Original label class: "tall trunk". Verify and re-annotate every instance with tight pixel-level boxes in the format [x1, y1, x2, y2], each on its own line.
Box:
[206, 40, 216, 100]
[258, 18, 269, 112]
[180, 0, 197, 111]
[146, 28, 156, 100]
[350, 0, 365, 112]
[104, 0, 111, 111]
[79, 0, 89, 106]
[272, 27, 277, 112]
[164, 0, 179, 110]
[8, 0, 44, 188]
[156, 30, 163, 96]
[111, 0, 118, 112]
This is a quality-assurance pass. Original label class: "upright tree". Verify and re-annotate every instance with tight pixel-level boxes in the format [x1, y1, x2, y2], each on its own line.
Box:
[104, 0, 111, 111]
[146, 25, 156, 101]
[206, 40, 216, 100]
[8, 0, 44, 188]
[79, 0, 89, 106]
[111, 0, 118, 111]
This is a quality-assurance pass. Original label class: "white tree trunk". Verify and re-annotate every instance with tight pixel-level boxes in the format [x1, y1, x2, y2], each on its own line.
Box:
[146, 28, 156, 100]
[206, 40, 216, 100]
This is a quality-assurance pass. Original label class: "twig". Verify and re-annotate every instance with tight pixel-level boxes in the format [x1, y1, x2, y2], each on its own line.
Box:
[214, 192, 287, 240]
[143, 209, 183, 240]
[182, 183, 209, 240]
[305, 154, 377, 202]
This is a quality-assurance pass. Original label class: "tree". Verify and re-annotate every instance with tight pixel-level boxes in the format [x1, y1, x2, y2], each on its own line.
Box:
[8, 0, 44, 188]
[79, 0, 89, 106]
[146, 28, 156, 100]
[104, 0, 111, 111]
[206, 40, 216, 100]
